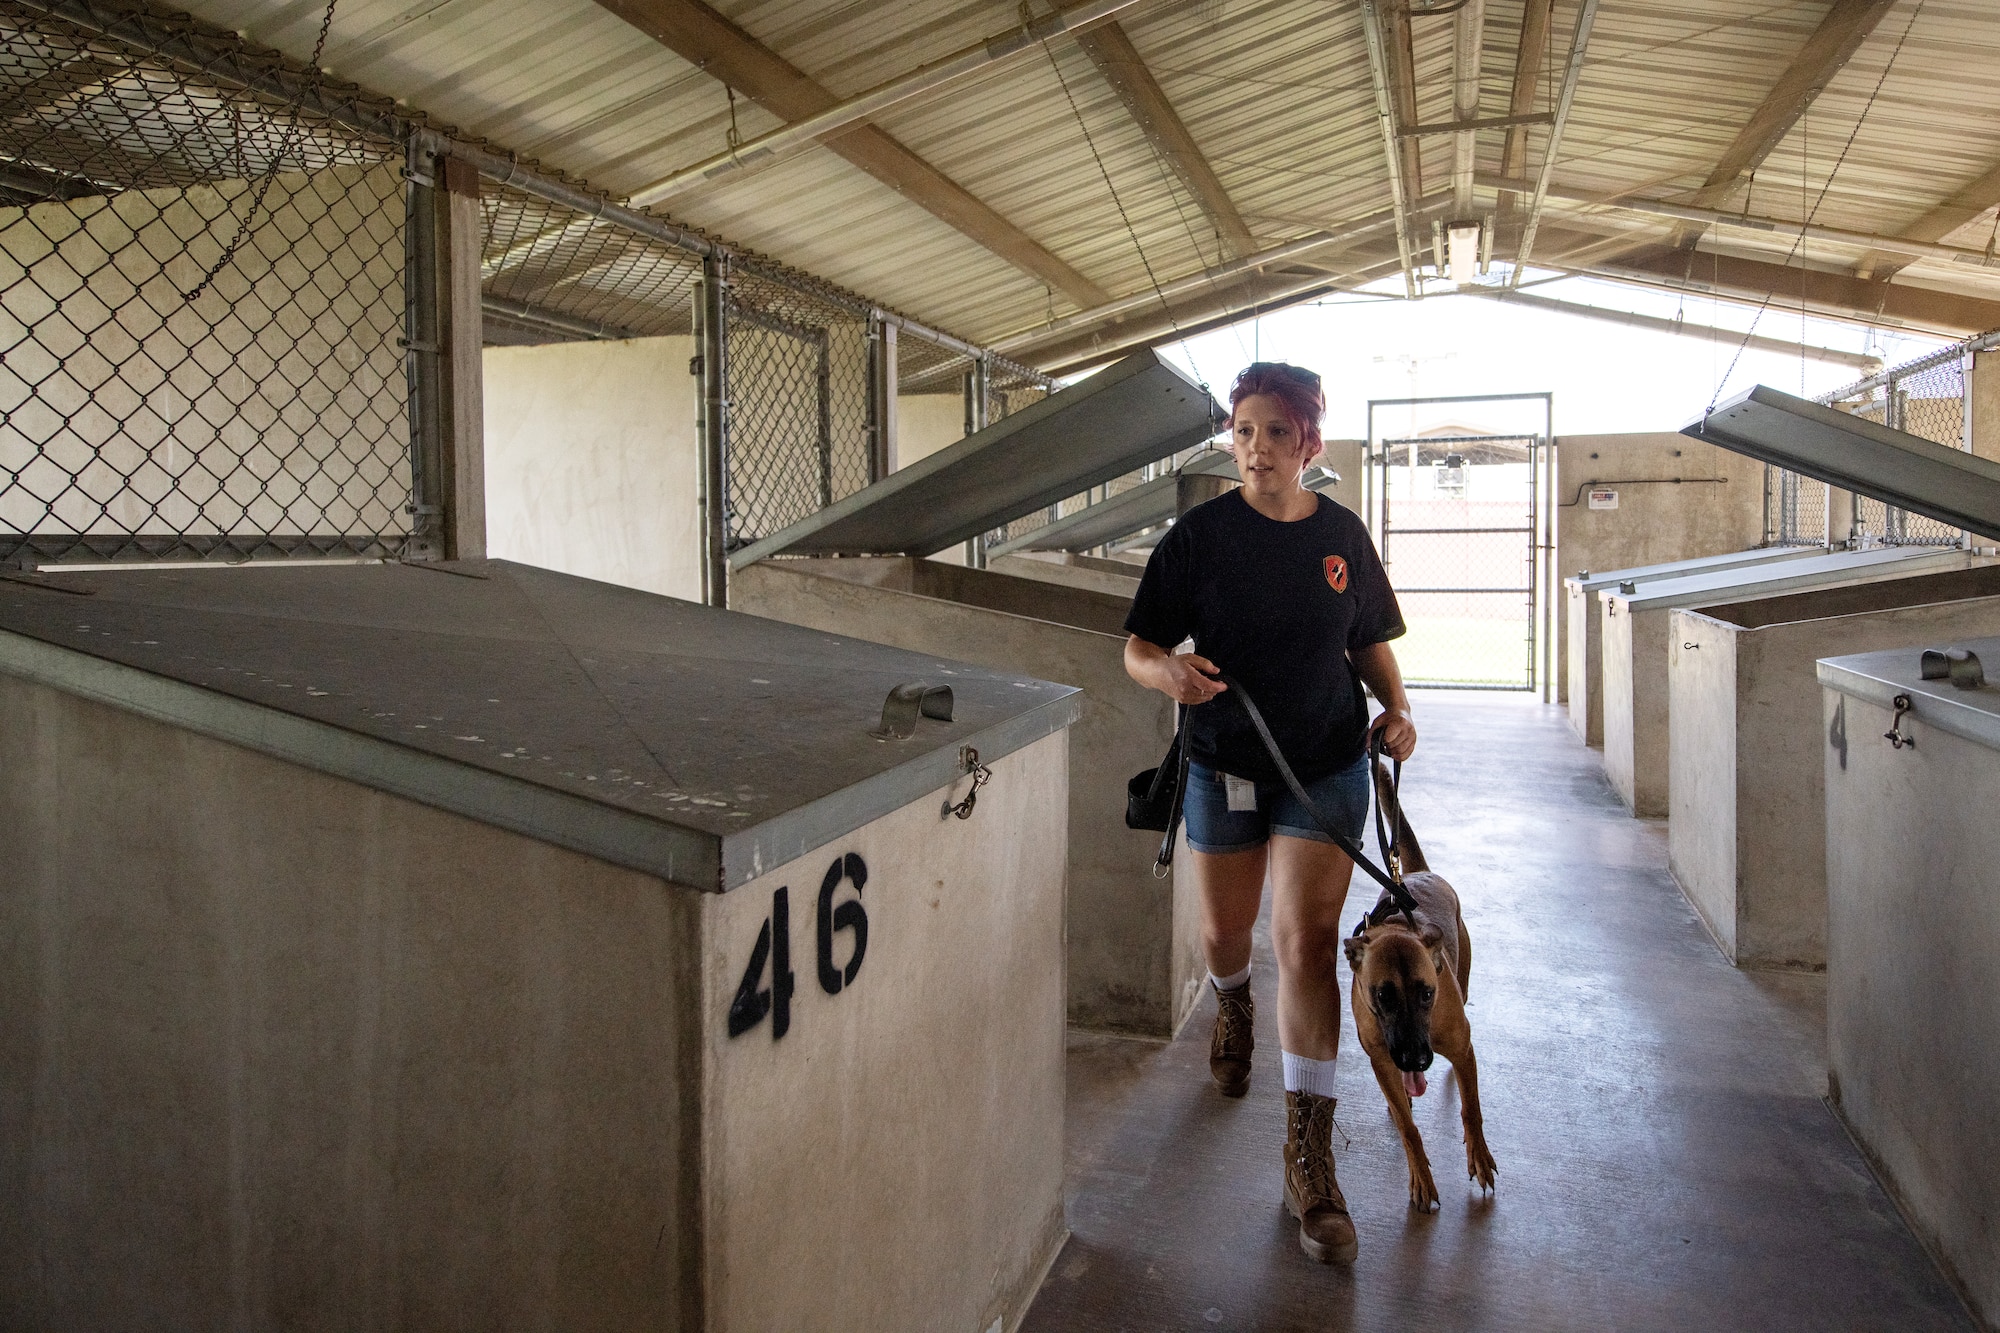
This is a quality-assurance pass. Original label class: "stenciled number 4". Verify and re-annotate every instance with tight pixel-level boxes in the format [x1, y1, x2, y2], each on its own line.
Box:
[727, 852, 869, 1039]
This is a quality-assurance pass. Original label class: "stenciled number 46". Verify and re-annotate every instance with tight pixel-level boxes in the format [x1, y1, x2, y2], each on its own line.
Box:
[727, 852, 868, 1040]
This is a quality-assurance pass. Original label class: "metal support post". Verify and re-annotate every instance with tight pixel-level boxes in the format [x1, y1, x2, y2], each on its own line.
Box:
[698, 255, 730, 608]
[867, 315, 898, 484]
[964, 355, 991, 568]
[403, 140, 485, 561]
[403, 136, 445, 560]
[438, 155, 485, 559]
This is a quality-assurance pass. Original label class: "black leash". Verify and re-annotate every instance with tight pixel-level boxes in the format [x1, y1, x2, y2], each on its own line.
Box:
[1215, 676, 1421, 932]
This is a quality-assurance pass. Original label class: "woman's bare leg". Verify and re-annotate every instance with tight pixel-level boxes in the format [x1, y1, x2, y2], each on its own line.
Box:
[1268, 835, 1356, 1058]
[1191, 846, 1267, 977]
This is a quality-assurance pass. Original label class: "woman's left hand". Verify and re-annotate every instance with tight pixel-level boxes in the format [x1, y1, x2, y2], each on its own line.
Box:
[1369, 707, 1417, 762]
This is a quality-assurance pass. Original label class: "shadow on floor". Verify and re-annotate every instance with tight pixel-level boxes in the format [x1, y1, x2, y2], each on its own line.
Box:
[1022, 692, 1971, 1332]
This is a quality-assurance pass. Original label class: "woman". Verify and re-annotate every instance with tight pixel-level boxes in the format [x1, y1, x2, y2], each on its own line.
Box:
[1123, 361, 1415, 1264]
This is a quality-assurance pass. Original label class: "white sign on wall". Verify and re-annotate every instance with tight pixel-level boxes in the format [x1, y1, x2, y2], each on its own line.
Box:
[1588, 488, 1620, 510]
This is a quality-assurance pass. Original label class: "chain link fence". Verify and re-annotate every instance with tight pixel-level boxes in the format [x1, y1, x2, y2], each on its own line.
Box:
[1, 0, 413, 565]
[1, 1, 1066, 574]
[1765, 330, 2000, 548]
[723, 261, 873, 549]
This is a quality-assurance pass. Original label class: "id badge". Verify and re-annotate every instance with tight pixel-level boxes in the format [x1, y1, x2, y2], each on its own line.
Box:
[1224, 774, 1257, 813]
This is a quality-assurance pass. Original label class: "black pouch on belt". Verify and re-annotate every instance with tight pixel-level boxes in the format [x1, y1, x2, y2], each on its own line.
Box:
[1126, 705, 1190, 867]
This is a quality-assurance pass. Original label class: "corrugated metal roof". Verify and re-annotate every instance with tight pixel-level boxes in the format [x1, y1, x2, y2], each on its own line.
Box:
[164, 0, 2000, 350]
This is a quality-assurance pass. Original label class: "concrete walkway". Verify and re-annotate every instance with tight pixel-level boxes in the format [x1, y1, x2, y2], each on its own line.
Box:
[1022, 692, 1972, 1332]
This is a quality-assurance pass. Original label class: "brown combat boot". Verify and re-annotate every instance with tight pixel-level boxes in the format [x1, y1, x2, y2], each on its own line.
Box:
[1208, 980, 1254, 1096]
[1283, 1089, 1358, 1263]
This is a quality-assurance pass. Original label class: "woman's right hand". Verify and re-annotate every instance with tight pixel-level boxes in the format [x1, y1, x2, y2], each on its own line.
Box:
[1157, 652, 1228, 706]
[1125, 635, 1228, 705]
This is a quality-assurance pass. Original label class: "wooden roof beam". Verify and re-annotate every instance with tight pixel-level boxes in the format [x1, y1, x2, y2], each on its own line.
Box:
[592, 0, 1109, 308]
[1073, 19, 1256, 260]
[1541, 223, 2000, 335]
[1672, 0, 1899, 247]
[1856, 158, 2000, 280]
[1498, 0, 1553, 211]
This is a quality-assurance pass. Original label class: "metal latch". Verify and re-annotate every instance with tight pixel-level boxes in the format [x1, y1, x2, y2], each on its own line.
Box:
[1884, 694, 1916, 750]
[949, 745, 991, 821]
[1920, 646, 1985, 690]
[870, 682, 953, 740]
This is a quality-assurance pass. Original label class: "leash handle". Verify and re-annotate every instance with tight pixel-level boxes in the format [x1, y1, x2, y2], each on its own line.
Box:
[1212, 675, 1420, 926]
[1370, 730, 1404, 884]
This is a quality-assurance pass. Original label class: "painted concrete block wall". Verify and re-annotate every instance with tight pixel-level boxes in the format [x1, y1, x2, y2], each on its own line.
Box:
[1552, 433, 1765, 704]
[1822, 690, 2000, 1328]
[733, 557, 1201, 1039]
[1671, 582, 2000, 968]
[1972, 348, 2000, 464]
[0, 166, 409, 538]
[0, 671, 1069, 1333]
[483, 336, 702, 600]
[899, 392, 967, 469]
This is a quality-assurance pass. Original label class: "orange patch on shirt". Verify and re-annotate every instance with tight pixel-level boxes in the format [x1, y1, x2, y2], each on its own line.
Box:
[1324, 554, 1348, 593]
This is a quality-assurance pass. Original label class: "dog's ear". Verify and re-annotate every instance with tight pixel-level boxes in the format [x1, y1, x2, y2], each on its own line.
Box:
[1343, 933, 1369, 968]
[1418, 920, 1444, 950]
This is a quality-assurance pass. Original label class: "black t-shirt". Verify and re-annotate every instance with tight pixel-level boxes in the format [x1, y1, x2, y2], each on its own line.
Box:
[1124, 489, 1405, 783]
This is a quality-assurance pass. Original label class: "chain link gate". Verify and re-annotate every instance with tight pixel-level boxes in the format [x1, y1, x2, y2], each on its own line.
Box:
[1, 0, 414, 566]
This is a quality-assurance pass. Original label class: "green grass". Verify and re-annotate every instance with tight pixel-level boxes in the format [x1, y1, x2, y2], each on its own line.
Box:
[1391, 616, 1533, 688]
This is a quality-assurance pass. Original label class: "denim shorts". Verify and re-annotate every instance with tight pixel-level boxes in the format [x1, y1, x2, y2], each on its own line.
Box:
[1183, 754, 1371, 855]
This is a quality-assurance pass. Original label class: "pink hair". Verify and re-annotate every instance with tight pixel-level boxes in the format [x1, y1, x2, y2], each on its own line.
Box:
[1228, 362, 1325, 462]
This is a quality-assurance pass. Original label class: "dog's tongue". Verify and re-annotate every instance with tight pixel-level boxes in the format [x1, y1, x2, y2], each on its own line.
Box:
[1403, 1069, 1428, 1098]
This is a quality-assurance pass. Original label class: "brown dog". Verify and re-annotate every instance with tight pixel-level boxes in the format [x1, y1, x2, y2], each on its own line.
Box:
[1342, 774, 1498, 1212]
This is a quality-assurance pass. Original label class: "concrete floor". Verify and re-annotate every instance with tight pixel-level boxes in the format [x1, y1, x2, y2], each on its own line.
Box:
[1022, 692, 1973, 1332]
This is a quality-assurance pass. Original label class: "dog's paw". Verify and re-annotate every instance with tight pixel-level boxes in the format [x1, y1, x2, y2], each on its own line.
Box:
[1408, 1167, 1440, 1213]
[1466, 1137, 1498, 1193]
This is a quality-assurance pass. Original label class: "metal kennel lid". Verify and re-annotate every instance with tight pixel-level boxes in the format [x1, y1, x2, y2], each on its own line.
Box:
[1561, 545, 1824, 595]
[1818, 634, 2000, 754]
[1685, 385, 2000, 542]
[0, 560, 1080, 892]
[986, 449, 1236, 557]
[987, 454, 1344, 558]
[1604, 546, 1976, 613]
[730, 348, 1223, 566]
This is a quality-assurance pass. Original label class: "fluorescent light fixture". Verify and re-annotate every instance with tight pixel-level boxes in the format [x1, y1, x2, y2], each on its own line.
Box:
[1685, 385, 2000, 541]
[1448, 221, 1482, 286]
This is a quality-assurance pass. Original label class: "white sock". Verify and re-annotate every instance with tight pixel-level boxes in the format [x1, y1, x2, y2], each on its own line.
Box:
[1282, 1050, 1339, 1098]
[1208, 962, 1252, 992]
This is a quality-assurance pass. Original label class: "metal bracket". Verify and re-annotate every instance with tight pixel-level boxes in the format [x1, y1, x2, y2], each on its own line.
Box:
[1884, 694, 1917, 749]
[1920, 646, 1985, 690]
[869, 682, 954, 740]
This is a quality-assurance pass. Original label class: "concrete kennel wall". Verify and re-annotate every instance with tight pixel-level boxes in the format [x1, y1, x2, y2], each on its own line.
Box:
[0, 671, 703, 1331]
[707, 731, 1068, 1333]
[1565, 548, 1822, 746]
[483, 336, 701, 599]
[0, 670, 1070, 1333]
[1819, 658, 2000, 1329]
[0, 166, 409, 538]
[1668, 567, 2000, 969]
[733, 556, 1201, 1039]
[992, 551, 1142, 598]
[1600, 548, 1983, 817]
[1552, 433, 1767, 704]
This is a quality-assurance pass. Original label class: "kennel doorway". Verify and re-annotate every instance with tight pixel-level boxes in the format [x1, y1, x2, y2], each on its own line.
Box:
[1365, 394, 1554, 691]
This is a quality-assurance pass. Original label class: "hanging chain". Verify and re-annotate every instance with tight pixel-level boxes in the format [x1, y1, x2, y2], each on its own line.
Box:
[181, 0, 340, 304]
[949, 746, 992, 820]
